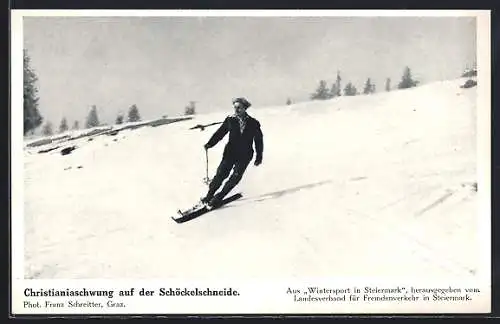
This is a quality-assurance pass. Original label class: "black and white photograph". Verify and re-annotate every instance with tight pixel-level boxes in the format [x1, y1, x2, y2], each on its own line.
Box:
[12, 10, 491, 314]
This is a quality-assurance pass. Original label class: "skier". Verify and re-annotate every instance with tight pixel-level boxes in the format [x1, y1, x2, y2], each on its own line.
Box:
[201, 97, 263, 208]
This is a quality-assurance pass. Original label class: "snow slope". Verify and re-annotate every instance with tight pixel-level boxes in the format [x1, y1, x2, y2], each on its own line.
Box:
[23, 78, 482, 281]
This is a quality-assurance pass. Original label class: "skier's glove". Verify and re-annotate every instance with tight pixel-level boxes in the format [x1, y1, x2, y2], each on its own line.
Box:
[254, 156, 262, 166]
[203, 143, 210, 150]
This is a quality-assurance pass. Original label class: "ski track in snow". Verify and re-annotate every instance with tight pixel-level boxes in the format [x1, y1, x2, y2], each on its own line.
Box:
[23, 79, 480, 280]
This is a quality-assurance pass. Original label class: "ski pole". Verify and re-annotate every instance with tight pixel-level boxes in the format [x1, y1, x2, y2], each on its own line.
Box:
[204, 148, 210, 185]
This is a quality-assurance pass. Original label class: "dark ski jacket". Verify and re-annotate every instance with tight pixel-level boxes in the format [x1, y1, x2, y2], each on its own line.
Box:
[205, 114, 263, 162]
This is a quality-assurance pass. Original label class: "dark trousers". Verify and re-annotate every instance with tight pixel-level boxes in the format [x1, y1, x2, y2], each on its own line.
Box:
[205, 156, 252, 201]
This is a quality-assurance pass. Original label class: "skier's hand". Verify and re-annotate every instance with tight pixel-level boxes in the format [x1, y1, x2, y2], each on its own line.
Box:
[203, 143, 209, 150]
[254, 156, 262, 166]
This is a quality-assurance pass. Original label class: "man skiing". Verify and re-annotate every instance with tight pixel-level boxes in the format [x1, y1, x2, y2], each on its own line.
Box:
[201, 97, 264, 208]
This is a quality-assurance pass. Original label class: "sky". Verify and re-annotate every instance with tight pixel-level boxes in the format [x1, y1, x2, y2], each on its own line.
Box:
[23, 15, 477, 127]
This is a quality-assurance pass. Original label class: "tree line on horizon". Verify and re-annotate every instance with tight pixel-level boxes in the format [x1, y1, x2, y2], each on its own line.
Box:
[308, 66, 420, 102]
[39, 104, 143, 136]
[23, 49, 150, 137]
[23, 49, 478, 137]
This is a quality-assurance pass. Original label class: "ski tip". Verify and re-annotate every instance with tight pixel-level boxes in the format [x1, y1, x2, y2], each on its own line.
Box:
[231, 192, 243, 199]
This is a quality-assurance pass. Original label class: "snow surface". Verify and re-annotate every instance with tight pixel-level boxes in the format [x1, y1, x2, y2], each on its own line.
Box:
[24, 79, 481, 280]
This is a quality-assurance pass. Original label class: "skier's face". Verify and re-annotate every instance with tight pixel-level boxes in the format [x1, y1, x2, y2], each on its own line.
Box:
[233, 102, 246, 116]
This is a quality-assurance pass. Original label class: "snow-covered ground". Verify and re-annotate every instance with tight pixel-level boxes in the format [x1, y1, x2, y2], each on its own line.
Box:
[23, 78, 482, 281]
